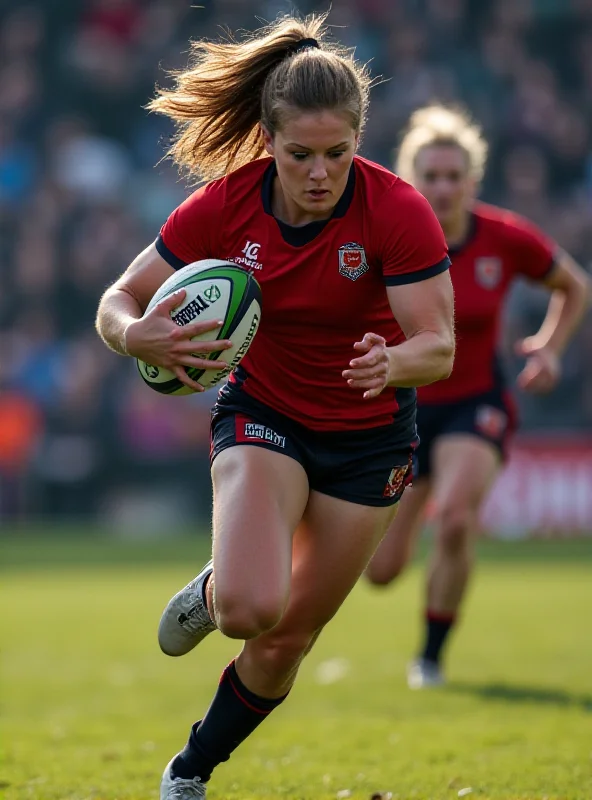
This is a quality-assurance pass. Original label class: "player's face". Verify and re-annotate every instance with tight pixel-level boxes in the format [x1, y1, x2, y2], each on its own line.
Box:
[263, 111, 358, 224]
[412, 145, 476, 229]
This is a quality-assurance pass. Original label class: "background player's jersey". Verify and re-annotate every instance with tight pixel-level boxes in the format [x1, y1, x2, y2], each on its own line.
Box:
[157, 156, 449, 431]
[418, 202, 556, 405]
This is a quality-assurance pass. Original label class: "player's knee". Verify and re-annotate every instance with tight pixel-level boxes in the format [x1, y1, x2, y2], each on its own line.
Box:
[365, 559, 404, 587]
[215, 592, 285, 640]
[436, 505, 473, 554]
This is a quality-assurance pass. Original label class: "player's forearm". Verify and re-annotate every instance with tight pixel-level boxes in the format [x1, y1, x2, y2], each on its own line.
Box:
[96, 286, 143, 356]
[535, 280, 590, 357]
[386, 331, 455, 388]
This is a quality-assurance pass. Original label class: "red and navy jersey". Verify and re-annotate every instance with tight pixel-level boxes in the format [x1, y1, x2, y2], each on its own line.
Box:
[418, 202, 557, 405]
[156, 155, 449, 431]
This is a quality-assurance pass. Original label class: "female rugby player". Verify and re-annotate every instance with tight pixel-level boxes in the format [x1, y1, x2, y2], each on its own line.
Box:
[367, 105, 590, 689]
[96, 18, 455, 798]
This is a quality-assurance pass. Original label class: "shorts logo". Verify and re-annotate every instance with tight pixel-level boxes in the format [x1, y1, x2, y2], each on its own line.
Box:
[383, 464, 410, 498]
[239, 420, 286, 448]
[475, 405, 508, 439]
[475, 257, 502, 289]
[338, 242, 369, 281]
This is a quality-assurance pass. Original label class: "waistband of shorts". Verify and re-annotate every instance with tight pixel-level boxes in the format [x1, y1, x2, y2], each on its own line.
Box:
[214, 384, 416, 443]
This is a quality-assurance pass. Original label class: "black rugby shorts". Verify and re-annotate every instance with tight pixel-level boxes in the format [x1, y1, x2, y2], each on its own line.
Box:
[413, 387, 516, 479]
[210, 391, 417, 507]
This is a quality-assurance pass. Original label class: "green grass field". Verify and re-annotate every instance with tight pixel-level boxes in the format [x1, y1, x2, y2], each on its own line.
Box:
[1, 532, 591, 800]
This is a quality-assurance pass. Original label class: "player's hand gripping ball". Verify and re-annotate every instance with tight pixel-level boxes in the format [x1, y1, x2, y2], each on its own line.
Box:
[131, 260, 262, 395]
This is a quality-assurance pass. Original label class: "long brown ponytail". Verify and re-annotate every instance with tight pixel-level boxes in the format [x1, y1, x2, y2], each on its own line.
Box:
[147, 13, 370, 182]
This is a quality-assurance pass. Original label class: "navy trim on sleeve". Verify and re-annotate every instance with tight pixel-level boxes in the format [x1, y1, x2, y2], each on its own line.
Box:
[384, 255, 451, 287]
[155, 234, 189, 270]
[262, 160, 356, 247]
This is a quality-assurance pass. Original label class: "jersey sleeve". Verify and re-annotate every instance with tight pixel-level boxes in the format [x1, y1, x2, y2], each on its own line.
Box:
[504, 212, 558, 281]
[155, 179, 225, 269]
[374, 180, 450, 286]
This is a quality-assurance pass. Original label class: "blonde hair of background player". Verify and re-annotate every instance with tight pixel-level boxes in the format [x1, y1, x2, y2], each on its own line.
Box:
[148, 12, 371, 182]
[396, 104, 488, 182]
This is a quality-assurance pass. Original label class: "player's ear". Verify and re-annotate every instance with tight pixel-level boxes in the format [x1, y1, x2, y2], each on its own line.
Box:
[261, 125, 274, 157]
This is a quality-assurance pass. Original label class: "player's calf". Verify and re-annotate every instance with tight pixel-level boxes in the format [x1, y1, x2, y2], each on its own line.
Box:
[238, 628, 321, 696]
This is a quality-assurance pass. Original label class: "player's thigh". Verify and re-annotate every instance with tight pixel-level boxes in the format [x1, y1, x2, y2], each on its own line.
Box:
[244, 490, 398, 666]
[366, 478, 431, 584]
[430, 433, 501, 537]
[211, 445, 309, 620]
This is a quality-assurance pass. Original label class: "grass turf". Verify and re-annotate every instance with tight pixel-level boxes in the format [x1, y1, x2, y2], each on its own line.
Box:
[1, 533, 591, 800]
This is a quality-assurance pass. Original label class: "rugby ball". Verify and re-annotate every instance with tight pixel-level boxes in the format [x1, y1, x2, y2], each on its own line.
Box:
[137, 260, 262, 395]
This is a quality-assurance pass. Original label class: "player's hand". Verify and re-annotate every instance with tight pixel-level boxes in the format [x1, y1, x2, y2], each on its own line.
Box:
[124, 290, 232, 392]
[342, 332, 391, 399]
[514, 337, 561, 394]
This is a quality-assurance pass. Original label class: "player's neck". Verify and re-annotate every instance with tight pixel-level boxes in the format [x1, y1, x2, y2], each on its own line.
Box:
[442, 212, 471, 250]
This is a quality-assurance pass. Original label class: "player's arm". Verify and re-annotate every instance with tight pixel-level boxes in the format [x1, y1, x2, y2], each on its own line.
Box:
[342, 181, 455, 398]
[96, 182, 231, 391]
[95, 242, 230, 392]
[384, 272, 455, 386]
[528, 251, 590, 356]
[343, 272, 455, 398]
[515, 247, 591, 393]
[96, 242, 176, 356]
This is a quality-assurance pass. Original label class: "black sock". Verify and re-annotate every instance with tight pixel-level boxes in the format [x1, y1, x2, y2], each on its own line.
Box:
[172, 660, 289, 782]
[420, 610, 456, 665]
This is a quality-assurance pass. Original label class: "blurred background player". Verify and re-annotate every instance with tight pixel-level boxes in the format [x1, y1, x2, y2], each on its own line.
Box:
[366, 105, 590, 689]
[95, 14, 454, 798]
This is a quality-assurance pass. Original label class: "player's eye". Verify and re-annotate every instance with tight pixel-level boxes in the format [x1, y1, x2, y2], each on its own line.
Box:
[291, 152, 309, 161]
[328, 150, 346, 159]
[423, 171, 437, 182]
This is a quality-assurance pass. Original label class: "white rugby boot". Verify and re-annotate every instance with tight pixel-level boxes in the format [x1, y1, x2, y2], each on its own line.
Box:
[158, 560, 216, 656]
[160, 757, 207, 799]
[407, 658, 445, 690]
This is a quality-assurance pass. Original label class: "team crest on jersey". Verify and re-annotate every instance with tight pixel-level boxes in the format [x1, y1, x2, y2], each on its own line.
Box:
[338, 242, 369, 281]
[475, 405, 508, 439]
[475, 257, 502, 289]
[383, 464, 410, 498]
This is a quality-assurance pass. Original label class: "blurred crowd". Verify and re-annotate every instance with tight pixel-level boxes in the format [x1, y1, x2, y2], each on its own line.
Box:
[1, 0, 591, 523]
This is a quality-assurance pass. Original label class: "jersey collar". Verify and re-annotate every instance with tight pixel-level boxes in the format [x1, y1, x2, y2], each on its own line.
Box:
[447, 212, 478, 257]
[261, 160, 356, 247]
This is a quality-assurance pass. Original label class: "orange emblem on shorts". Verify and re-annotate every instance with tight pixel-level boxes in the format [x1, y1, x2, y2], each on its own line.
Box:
[383, 465, 409, 498]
